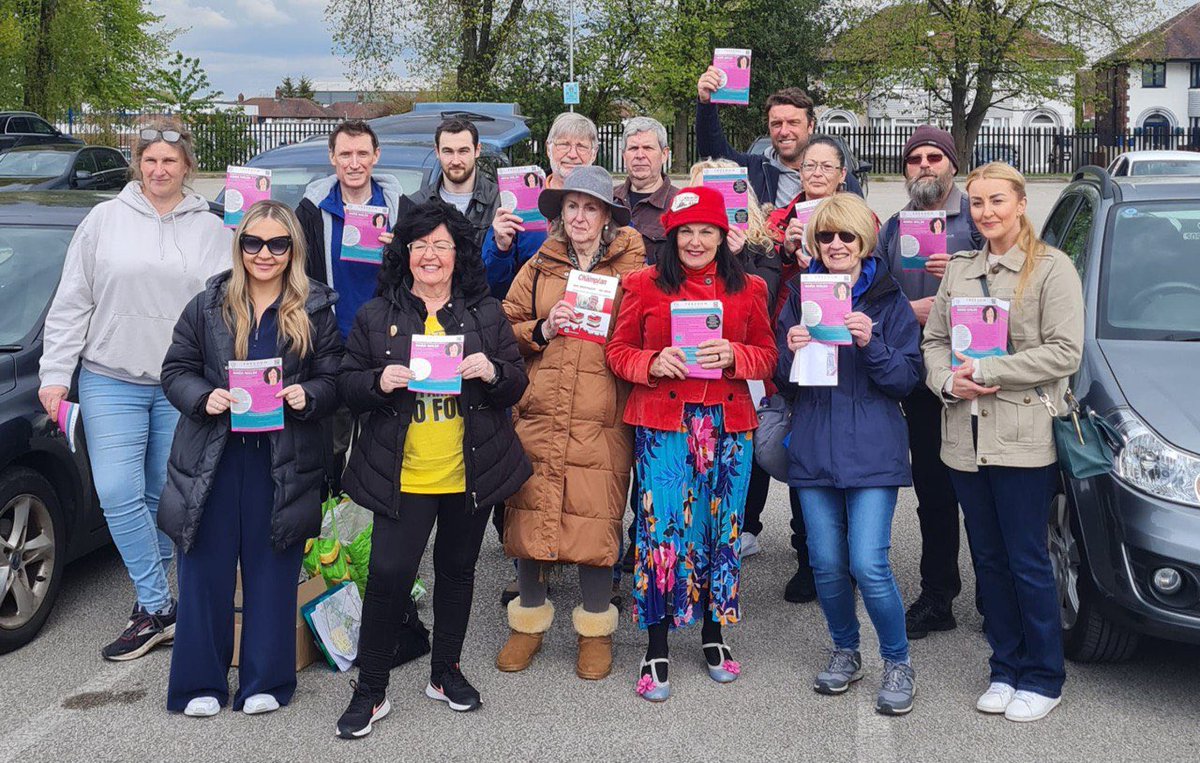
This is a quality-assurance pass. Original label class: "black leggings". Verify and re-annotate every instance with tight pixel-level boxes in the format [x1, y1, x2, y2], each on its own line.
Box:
[356, 492, 490, 689]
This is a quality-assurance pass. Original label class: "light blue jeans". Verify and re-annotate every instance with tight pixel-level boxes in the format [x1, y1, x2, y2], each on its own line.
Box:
[797, 486, 909, 664]
[78, 367, 178, 613]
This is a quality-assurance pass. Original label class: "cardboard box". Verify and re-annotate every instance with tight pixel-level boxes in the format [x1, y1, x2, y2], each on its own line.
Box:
[232, 574, 328, 671]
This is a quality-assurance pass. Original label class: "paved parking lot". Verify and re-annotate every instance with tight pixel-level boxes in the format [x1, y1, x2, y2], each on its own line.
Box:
[3, 481, 1199, 762]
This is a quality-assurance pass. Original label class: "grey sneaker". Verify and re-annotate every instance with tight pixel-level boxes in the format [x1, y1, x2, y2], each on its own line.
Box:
[813, 648, 862, 695]
[876, 660, 916, 716]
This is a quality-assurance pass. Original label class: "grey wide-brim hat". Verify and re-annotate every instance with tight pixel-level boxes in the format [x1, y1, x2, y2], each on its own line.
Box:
[537, 165, 632, 227]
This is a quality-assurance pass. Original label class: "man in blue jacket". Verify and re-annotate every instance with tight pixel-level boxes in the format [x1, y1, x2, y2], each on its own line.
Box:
[873, 125, 984, 640]
[695, 67, 862, 207]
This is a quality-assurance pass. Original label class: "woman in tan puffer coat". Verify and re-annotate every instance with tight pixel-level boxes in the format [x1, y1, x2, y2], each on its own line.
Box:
[498, 166, 646, 681]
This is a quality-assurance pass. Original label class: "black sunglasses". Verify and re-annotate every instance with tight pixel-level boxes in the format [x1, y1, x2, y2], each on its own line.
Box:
[815, 231, 858, 245]
[139, 128, 183, 143]
[240, 235, 292, 256]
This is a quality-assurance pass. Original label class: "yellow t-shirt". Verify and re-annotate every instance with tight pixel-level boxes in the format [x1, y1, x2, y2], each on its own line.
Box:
[401, 315, 467, 493]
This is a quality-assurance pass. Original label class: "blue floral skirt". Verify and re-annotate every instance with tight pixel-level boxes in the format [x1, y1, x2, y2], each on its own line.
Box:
[632, 404, 753, 630]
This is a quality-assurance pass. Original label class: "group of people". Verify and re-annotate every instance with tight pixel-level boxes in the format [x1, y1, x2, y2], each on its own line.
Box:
[36, 66, 1084, 736]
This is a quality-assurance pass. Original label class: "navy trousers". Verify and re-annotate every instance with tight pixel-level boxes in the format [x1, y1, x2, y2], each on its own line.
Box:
[167, 435, 304, 712]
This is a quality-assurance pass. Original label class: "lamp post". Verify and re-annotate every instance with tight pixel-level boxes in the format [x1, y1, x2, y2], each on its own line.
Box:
[568, 0, 576, 113]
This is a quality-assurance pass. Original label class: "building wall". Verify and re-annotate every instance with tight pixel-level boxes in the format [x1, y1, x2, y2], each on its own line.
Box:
[851, 76, 1074, 130]
[1125, 60, 1191, 129]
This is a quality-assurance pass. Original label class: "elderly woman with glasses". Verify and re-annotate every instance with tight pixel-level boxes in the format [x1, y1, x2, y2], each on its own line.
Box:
[775, 192, 923, 716]
[38, 120, 230, 662]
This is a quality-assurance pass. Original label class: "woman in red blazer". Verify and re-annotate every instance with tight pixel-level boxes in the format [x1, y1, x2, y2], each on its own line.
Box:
[607, 186, 777, 702]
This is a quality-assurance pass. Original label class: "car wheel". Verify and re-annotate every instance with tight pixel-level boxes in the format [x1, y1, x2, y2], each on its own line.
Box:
[1048, 491, 1139, 663]
[0, 467, 67, 654]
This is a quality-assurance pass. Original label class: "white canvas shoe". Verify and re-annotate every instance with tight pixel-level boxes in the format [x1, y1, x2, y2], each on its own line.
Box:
[243, 694, 280, 715]
[183, 696, 220, 717]
[1004, 690, 1061, 722]
[976, 682, 1016, 714]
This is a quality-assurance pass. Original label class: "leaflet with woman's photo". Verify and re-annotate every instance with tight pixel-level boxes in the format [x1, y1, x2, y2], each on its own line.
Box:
[670, 300, 724, 380]
[791, 198, 823, 260]
[800, 274, 853, 345]
[790, 342, 838, 386]
[341, 203, 390, 265]
[228, 358, 284, 432]
[409, 334, 465, 395]
[497, 165, 548, 232]
[711, 48, 752, 105]
[899, 210, 947, 271]
[223, 166, 272, 228]
[701, 167, 750, 231]
[560, 269, 619, 344]
[950, 297, 1009, 367]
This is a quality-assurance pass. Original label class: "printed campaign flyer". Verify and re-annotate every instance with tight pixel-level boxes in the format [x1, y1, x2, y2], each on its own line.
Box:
[560, 269, 620, 344]
[228, 358, 284, 432]
[341, 203, 390, 265]
[800, 274, 853, 345]
[224, 166, 272, 228]
[56, 400, 81, 453]
[899, 210, 947, 271]
[711, 48, 752, 105]
[790, 198, 823, 260]
[790, 342, 838, 386]
[701, 167, 750, 231]
[670, 300, 724, 380]
[409, 334, 465, 395]
[950, 297, 1010, 367]
[497, 165, 548, 232]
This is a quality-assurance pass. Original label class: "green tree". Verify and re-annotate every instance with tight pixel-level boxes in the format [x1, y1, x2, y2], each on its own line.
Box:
[279, 76, 297, 97]
[278, 75, 315, 99]
[148, 52, 223, 118]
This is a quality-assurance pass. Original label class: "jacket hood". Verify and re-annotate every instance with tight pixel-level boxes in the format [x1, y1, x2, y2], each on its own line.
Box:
[117, 181, 212, 219]
[202, 269, 339, 314]
[301, 172, 405, 207]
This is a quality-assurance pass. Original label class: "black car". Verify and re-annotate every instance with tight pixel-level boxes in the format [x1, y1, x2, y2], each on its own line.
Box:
[1040, 167, 1200, 662]
[0, 144, 128, 191]
[0, 113, 83, 153]
[0, 192, 111, 654]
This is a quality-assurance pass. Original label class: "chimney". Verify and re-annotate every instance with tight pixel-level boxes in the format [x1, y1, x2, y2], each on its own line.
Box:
[237, 93, 244, 103]
[275, 87, 282, 100]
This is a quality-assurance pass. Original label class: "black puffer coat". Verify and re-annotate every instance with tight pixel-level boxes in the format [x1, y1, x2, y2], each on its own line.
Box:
[338, 283, 531, 517]
[159, 271, 343, 552]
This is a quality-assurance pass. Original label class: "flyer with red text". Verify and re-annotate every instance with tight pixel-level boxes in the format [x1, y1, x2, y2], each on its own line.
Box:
[560, 269, 619, 344]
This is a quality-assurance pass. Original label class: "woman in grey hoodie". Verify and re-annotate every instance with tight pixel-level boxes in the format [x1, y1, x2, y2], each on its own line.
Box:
[38, 121, 231, 661]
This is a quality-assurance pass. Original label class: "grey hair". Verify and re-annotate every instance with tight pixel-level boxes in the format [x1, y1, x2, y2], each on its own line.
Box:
[622, 117, 669, 150]
[547, 112, 598, 147]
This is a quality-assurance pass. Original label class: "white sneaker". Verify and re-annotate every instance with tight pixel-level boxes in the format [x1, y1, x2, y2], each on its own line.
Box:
[1004, 690, 1061, 722]
[976, 682, 1016, 714]
[243, 693, 280, 715]
[740, 532, 761, 559]
[183, 696, 220, 717]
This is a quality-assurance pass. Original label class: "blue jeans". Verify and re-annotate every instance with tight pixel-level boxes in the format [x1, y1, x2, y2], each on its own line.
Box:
[949, 463, 1065, 698]
[78, 367, 178, 613]
[797, 486, 909, 663]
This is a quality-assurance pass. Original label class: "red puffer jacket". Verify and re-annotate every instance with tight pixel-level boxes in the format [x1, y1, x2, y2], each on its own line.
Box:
[606, 261, 777, 432]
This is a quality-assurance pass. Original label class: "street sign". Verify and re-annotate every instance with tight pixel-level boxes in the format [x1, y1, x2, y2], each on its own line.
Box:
[563, 81, 580, 105]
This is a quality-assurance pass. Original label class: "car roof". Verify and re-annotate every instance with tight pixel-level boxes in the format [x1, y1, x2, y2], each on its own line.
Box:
[1116, 150, 1200, 162]
[246, 136, 506, 170]
[0, 111, 42, 118]
[368, 103, 529, 149]
[1, 143, 86, 154]
[0, 191, 112, 225]
[1112, 176, 1200, 201]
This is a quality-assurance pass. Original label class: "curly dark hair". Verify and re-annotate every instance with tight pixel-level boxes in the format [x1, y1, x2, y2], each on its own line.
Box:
[377, 199, 487, 298]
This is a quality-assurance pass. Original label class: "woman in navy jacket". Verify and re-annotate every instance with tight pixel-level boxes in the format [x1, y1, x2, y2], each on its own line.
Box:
[774, 193, 922, 716]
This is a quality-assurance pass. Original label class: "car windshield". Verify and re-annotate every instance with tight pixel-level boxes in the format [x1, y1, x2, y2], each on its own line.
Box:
[243, 167, 426, 209]
[1130, 160, 1200, 177]
[0, 225, 73, 345]
[0, 151, 71, 178]
[1100, 202, 1200, 340]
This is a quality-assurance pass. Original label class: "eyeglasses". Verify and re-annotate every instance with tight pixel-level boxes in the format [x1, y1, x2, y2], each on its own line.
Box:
[550, 140, 595, 156]
[815, 231, 858, 245]
[800, 162, 842, 175]
[408, 241, 456, 256]
[139, 128, 183, 143]
[905, 152, 945, 166]
[240, 235, 292, 256]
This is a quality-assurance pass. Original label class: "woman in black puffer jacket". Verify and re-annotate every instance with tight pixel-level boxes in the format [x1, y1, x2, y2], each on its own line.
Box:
[334, 199, 530, 738]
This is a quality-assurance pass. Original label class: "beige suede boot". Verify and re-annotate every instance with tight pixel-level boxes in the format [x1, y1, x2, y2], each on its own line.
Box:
[573, 604, 619, 680]
[496, 597, 554, 672]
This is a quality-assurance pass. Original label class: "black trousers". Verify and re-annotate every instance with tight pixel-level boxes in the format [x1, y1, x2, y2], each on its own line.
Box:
[356, 493, 490, 689]
[740, 461, 811, 567]
[903, 384, 964, 606]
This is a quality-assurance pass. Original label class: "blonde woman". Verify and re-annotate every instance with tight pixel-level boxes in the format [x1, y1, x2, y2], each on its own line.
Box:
[37, 120, 230, 661]
[159, 200, 343, 717]
[922, 163, 1083, 722]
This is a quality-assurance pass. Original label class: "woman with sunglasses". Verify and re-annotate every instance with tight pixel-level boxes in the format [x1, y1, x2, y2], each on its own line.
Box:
[158, 200, 341, 717]
[775, 193, 923, 716]
[38, 120, 231, 661]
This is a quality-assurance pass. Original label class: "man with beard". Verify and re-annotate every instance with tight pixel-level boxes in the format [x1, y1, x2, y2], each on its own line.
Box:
[874, 125, 984, 640]
[612, 116, 679, 261]
[399, 118, 498, 247]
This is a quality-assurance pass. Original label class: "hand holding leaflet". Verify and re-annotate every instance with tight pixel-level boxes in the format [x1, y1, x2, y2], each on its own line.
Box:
[409, 335, 466, 394]
[228, 358, 285, 432]
[711, 48, 752, 105]
[670, 301, 724, 379]
[799, 274, 853, 345]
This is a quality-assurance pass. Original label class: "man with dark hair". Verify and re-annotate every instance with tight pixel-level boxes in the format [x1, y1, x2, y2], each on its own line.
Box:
[399, 117, 498, 247]
[695, 71, 862, 206]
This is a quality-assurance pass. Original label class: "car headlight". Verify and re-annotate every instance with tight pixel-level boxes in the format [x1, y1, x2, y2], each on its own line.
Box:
[1108, 409, 1200, 508]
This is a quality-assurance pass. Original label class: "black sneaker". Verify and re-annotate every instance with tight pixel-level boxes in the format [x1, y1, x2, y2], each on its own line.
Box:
[425, 664, 481, 712]
[336, 680, 390, 739]
[784, 565, 817, 603]
[620, 543, 636, 574]
[101, 602, 175, 661]
[905, 597, 957, 639]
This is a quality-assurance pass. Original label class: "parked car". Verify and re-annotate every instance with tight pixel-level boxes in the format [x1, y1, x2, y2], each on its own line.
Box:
[972, 142, 1020, 170]
[0, 144, 128, 191]
[0, 113, 83, 154]
[368, 102, 530, 149]
[1040, 166, 1200, 662]
[1107, 150, 1200, 178]
[0, 192, 115, 654]
[748, 134, 872, 196]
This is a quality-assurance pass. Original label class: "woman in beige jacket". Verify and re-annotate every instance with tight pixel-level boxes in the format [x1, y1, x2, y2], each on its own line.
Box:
[922, 162, 1083, 724]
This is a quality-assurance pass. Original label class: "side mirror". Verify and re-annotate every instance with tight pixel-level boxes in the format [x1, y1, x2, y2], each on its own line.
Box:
[72, 169, 93, 188]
